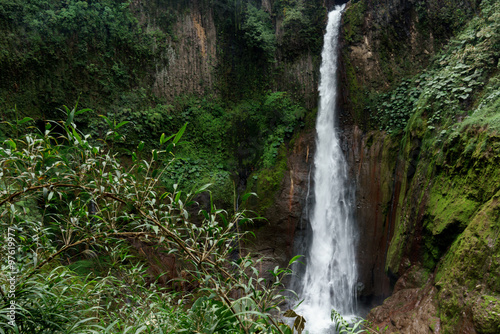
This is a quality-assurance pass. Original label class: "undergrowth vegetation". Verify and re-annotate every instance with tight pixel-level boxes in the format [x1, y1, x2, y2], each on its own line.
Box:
[372, 0, 499, 135]
[0, 110, 308, 333]
[0, 0, 171, 117]
[76, 92, 305, 207]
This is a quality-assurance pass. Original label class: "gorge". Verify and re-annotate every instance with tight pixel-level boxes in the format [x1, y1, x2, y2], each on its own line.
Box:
[0, 0, 499, 333]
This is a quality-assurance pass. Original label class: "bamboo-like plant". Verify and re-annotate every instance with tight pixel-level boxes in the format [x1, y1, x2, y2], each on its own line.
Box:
[0, 107, 299, 333]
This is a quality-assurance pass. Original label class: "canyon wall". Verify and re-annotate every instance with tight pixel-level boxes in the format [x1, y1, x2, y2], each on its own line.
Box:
[339, 0, 500, 332]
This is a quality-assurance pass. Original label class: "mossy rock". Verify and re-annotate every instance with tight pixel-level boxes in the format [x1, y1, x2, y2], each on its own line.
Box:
[435, 190, 500, 333]
[343, 0, 366, 44]
[246, 144, 288, 212]
[472, 295, 500, 333]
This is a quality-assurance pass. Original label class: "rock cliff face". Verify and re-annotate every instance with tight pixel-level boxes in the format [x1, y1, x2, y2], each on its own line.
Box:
[132, 0, 218, 101]
[247, 126, 315, 274]
[369, 120, 500, 333]
[343, 128, 398, 303]
[337, 0, 500, 332]
[132, 0, 325, 108]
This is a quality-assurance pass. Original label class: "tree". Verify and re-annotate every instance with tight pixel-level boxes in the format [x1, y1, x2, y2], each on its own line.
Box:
[241, 3, 276, 60]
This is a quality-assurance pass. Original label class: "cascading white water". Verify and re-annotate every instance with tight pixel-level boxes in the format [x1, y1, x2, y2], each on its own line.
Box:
[294, 5, 358, 333]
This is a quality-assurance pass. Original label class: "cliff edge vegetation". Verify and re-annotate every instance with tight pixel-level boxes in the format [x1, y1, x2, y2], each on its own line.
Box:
[341, 0, 500, 332]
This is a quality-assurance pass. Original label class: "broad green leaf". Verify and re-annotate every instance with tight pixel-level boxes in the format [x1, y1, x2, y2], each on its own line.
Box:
[7, 139, 16, 150]
[99, 115, 113, 128]
[288, 255, 303, 266]
[66, 107, 76, 126]
[115, 121, 129, 129]
[195, 183, 212, 194]
[159, 192, 171, 200]
[241, 192, 257, 202]
[200, 210, 210, 220]
[152, 169, 159, 178]
[174, 191, 182, 203]
[161, 133, 175, 145]
[18, 117, 33, 125]
[173, 122, 187, 145]
[75, 108, 91, 116]
[72, 128, 82, 144]
[165, 143, 174, 154]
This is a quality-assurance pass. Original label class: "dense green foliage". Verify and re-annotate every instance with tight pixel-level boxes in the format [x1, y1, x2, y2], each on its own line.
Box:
[70, 91, 305, 207]
[0, 0, 171, 118]
[370, 79, 421, 134]
[241, 4, 276, 60]
[274, 0, 326, 60]
[0, 113, 305, 333]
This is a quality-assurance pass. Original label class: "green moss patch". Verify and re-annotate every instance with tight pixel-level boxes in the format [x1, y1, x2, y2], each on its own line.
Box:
[434, 190, 500, 332]
[246, 144, 288, 212]
[425, 177, 479, 236]
[343, 0, 366, 44]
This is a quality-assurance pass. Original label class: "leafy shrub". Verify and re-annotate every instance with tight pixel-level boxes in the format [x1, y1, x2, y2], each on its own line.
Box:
[242, 3, 276, 60]
[275, 0, 326, 60]
[372, 0, 499, 134]
[230, 91, 305, 169]
[371, 79, 421, 134]
[0, 109, 301, 333]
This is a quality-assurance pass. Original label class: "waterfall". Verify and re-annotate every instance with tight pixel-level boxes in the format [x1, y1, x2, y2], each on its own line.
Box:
[294, 5, 358, 333]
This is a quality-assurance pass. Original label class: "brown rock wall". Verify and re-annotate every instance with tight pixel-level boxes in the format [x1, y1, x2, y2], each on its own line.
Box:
[343, 126, 399, 303]
[274, 53, 319, 109]
[247, 128, 315, 274]
[154, 3, 217, 100]
[131, 0, 217, 102]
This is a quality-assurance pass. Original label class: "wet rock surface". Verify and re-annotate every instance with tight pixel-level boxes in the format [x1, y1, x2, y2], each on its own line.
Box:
[245, 127, 315, 278]
[342, 126, 398, 304]
[368, 266, 440, 333]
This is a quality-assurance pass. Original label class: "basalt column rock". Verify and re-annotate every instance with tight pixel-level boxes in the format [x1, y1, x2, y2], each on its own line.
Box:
[341, 126, 400, 305]
[131, 0, 217, 102]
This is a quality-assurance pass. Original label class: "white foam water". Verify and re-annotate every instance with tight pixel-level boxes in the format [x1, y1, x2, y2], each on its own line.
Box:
[294, 5, 358, 333]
